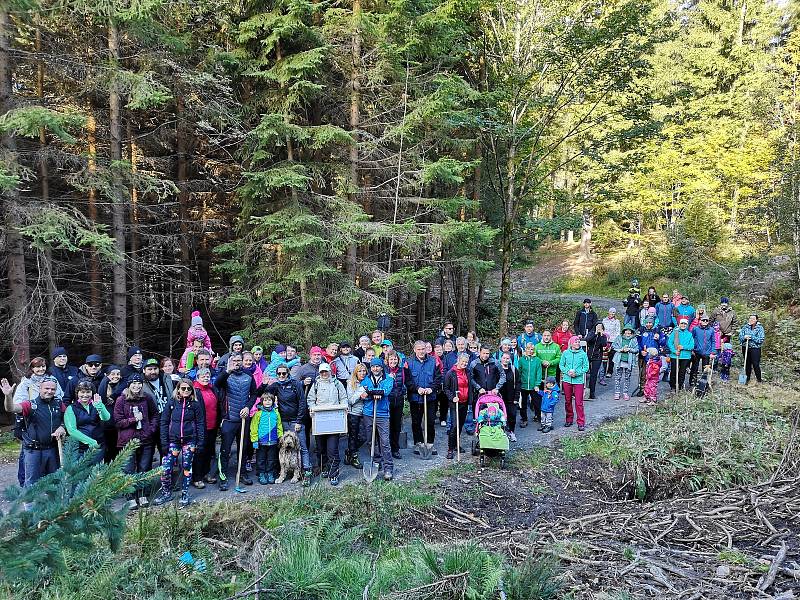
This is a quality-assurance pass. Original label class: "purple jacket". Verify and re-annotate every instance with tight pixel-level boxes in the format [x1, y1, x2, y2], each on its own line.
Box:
[113, 392, 159, 447]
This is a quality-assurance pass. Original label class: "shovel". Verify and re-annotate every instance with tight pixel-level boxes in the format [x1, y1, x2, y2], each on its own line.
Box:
[234, 419, 247, 494]
[420, 393, 432, 460]
[56, 435, 64, 467]
[738, 340, 749, 385]
[454, 395, 461, 463]
[362, 399, 379, 483]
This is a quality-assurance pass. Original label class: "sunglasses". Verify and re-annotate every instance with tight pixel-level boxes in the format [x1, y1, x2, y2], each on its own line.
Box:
[277, 371, 289, 376]
[87, 362, 101, 367]
[179, 386, 192, 391]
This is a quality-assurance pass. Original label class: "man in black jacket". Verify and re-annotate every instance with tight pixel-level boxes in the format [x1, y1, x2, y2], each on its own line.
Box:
[469, 347, 506, 397]
[265, 365, 313, 484]
[215, 353, 257, 490]
[573, 299, 598, 338]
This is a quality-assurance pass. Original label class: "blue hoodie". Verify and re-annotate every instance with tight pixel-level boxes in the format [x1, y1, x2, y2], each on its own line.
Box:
[541, 385, 561, 413]
[266, 350, 300, 379]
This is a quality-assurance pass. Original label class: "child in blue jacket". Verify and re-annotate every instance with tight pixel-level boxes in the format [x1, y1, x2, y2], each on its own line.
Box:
[539, 376, 560, 433]
[250, 393, 283, 484]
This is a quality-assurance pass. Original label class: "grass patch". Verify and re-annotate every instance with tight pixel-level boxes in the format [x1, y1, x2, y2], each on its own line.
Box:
[556, 385, 792, 499]
[718, 549, 750, 566]
[509, 446, 552, 471]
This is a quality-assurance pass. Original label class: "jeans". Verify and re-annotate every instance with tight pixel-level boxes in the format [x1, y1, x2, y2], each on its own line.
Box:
[464, 401, 475, 434]
[448, 402, 468, 450]
[562, 382, 585, 427]
[315, 434, 341, 478]
[123, 443, 155, 500]
[219, 419, 248, 482]
[389, 402, 404, 453]
[256, 444, 278, 477]
[363, 416, 392, 472]
[286, 421, 312, 470]
[193, 427, 218, 482]
[744, 346, 762, 382]
[160, 442, 196, 494]
[23, 446, 59, 487]
[410, 399, 437, 445]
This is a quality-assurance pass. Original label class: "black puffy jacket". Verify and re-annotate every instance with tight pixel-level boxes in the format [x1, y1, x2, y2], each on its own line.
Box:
[585, 331, 608, 361]
[265, 378, 307, 423]
[159, 392, 206, 450]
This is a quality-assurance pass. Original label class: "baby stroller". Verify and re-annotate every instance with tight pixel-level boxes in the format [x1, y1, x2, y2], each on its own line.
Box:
[470, 393, 509, 468]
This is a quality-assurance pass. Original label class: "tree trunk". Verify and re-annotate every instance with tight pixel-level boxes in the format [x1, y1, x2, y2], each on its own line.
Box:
[86, 110, 102, 352]
[467, 269, 477, 333]
[127, 120, 141, 345]
[0, 9, 29, 378]
[578, 208, 593, 262]
[498, 136, 517, 337]
[109, 20, 128, 363]
[345, 0, 362, 281]
[176, 92, 192, 332]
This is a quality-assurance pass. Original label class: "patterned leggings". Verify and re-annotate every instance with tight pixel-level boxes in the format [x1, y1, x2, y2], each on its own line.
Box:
[161, 442, 196, 493]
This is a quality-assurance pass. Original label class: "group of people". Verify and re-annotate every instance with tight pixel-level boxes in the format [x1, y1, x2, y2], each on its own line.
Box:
[2, 289, 765, 505]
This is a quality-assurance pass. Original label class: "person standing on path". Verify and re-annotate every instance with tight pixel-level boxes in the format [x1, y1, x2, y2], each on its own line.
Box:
[602, 308, 621, 378]
[635, 317, 663, 396]
[444, 353, 471, 458]
[535, 330, 561, 381]
[498, 352, 521, 441]
[192, 368, 221, 488]
[518, 343, 542, 427]
[690, 315, 717, 386]
[215, 353, 257, 491]
[655, 292, 676, 330]
[584, 323, 607, 400]
[559, 336, 589, 431]
[306, 362, 348, 486]
[384, 351, 407, 460]
[517, 320, 542, 353]
[667, 317, 695, 391]
[739, 314, 765, 383]
[406, 341, 442, 455]
[573, 299, 598, 339]
[611, 326, 638, 401]
[712, 297, 737, 343]
[361, 359, 395, 480]
[265, 365, 313, 484]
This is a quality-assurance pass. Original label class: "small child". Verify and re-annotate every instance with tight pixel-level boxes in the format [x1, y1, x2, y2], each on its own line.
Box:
[477, 402, 506, 430]
[265, 344, 300, 379]
[539, 376, 560, 433]
[179, 338, 204, 372]
[186, 311, 213, 353]
[643, 347, 661, 406]
[719, 343, 734, 381]
[250, 393, 283, 484]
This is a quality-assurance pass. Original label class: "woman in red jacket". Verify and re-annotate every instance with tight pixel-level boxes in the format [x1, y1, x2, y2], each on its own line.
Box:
[444, 353, 471, 460]
[192, 367, 221, 488]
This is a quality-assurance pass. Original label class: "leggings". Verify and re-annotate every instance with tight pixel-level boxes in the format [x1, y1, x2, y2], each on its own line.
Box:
[161, 442, 196, 494]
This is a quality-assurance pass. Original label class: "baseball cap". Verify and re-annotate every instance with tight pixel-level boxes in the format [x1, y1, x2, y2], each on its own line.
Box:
[318, 362, 331, 372]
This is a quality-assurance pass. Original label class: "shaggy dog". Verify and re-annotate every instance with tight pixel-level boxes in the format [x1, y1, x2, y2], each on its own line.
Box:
[275, 431, 302, 484]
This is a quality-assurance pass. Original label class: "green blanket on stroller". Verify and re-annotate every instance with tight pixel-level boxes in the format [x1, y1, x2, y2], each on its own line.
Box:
[478, 425, 509, 451]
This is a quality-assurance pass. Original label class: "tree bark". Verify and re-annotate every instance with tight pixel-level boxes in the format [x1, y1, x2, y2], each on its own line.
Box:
[578, 207, 593, 262]
[127, 120, 141, 345]
[109, 20, 128, 363]
[0, 9, 29, 378]
[86, 110, 102, 352]
[176, 92, 192, 332]
[345, 0, 362, 281]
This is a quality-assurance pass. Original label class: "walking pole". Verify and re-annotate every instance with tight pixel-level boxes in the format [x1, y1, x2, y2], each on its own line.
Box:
[455, 393, 461, 463]
[738, 340, 749, 385]
[56, 435, 64, 467]
[234, 419, 247, 494]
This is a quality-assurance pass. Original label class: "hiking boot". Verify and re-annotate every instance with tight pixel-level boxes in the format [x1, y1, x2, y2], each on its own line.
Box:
[153, 489, 174, 506]
[258, 474, 268, 485]
[351, 454, 363, 469]
[588, 395, 597, 400]
[543, 425, 552, 433]
[430, 446, 438, 456]
[392, 451, 402, 459]
[538, 424, 545, 432]
[578, 425, 586, 432]
[533, 416, 541, 423]
[520, 421, 528, 428]
[138, 496, 149, 508]
[204, 475, 217, 484]
[179, 491, 191, 507]
[330, 476, 339, 486]
[267, 473, 276, 484]
[508, 432, 517, 442]
[343, 451, 352, 466]
[564, 421, 573, 427]
[413, 444, 421, 456]
[446, 449, 455, 460]
[219, 481, 229, 492]
[242, 475, 254, 486]
[125, 499, 138, 511]
[384, 470, 393, 481]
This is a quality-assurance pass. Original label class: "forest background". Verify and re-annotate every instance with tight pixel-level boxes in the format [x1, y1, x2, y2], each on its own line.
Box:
[2, 0, 800, 377]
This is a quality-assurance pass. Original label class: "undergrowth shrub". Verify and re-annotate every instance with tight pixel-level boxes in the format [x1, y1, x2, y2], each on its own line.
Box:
[558, 385, 793, 500]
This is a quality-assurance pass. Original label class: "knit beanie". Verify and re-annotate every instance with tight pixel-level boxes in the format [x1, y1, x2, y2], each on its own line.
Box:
[191, 310, 203, 327]
[52, 346, 67, 359]
[274, 344, 287, 355]
[127, 346, 142, 360]
[568, 335, 581, 347]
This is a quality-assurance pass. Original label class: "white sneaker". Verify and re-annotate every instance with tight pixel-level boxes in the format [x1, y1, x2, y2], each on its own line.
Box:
[138, 496, 149, 507]
[508, 432, 517, 442]
[125, 499, 138, 510]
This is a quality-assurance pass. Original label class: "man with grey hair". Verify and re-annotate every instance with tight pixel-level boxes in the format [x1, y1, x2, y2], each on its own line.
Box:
[406, 340, 442, 454]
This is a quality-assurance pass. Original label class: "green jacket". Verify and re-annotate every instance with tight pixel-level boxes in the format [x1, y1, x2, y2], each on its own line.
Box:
[518, 354, 543, 390]
[535, 342, 561, 378]
[559, 349, 589, 384]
